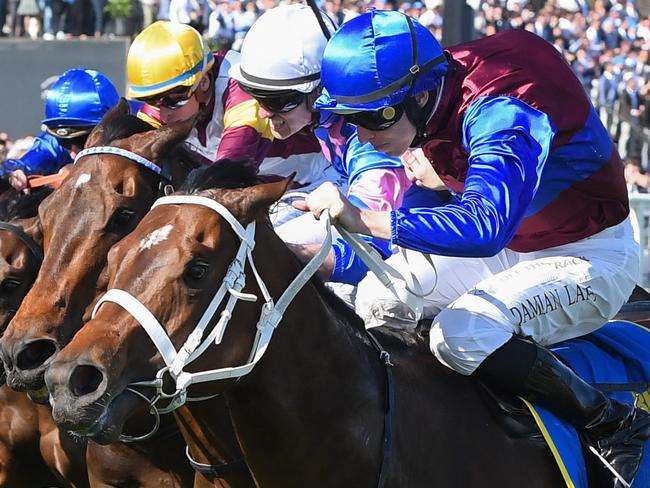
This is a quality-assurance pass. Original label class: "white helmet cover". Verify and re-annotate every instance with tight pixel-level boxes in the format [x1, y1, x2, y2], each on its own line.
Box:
[230, 4, 337, 93]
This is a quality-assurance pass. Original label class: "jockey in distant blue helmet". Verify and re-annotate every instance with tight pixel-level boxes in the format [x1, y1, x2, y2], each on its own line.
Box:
[315, 9, 447, 141]
[42, 68, 120, 131]
[1, 68, 120, 191]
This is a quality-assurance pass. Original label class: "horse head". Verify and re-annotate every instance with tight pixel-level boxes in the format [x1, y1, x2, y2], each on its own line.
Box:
[0, 100, 197, 398]
[45, 160, 294, 443]
[0, 188, 52, 339]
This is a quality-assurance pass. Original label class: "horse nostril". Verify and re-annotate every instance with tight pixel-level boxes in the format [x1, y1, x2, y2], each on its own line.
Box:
[16, 340, 57, 371]
[69, 365, 104, 397]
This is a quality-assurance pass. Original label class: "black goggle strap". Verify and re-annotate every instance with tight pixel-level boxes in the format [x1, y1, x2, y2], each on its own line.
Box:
[404, 13, 419, 98]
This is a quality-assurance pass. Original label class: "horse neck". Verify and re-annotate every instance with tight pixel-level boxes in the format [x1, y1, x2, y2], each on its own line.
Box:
[173, 401, 256, 488]
[224, 224, 387, 482]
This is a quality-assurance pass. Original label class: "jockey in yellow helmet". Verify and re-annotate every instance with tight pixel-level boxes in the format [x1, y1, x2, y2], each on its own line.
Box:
[127, 20, 272, 165]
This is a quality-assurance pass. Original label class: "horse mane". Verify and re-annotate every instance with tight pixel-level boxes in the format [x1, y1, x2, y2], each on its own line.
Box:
[0, 187, 53, 222]
[100, 114, 154, 144]
[181, 159, 261, 193]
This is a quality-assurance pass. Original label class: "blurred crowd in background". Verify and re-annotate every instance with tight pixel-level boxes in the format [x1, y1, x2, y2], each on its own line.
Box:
[4, 0, 650, 192]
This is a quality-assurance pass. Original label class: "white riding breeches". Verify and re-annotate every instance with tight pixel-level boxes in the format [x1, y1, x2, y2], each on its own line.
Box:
[355, 217, 639, 375]
[270, 166, 356, 307]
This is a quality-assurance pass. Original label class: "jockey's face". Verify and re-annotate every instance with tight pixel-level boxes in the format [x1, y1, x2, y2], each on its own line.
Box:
[258, 93, 315, 140]
[355, 112, 416, 157]
[157, 75, 210, 125]
[354, 92, 428, 157]
[159, 96, 199, 124]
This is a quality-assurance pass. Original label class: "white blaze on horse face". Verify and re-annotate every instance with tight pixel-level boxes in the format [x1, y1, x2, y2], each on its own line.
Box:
[75, 173, 91, 187]
[139, 224, 173, 251]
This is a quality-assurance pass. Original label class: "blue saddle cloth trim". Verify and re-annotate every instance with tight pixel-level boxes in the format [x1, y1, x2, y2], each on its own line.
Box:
[524, 321, 650, 488]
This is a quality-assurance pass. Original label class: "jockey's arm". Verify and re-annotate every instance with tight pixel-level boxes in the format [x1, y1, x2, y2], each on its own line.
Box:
[1, 131, 72, 178]
[298, 97, 554, 258]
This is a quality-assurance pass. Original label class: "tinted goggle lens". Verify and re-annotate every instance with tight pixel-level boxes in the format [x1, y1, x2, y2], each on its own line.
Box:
[258, 94, 304, 114]
[343, 105, 404, 131]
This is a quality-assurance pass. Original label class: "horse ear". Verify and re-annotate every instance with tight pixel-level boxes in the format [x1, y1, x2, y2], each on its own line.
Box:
[120, 116, 196, 164]
[238, 173, 295, 223]
[85, 98, 131, 148]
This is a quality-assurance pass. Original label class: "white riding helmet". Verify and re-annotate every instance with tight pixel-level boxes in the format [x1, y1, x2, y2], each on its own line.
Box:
[229, 4, 337, 94]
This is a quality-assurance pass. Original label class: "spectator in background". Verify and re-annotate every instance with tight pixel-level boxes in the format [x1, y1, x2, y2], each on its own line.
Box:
[169, 0, 201, 28]
[597, 62, 620, 135]
[207, 0, 233, 48]
[0, 133, 12, 163]
[230, 0, 257, 51]
[618, 72, 645, 160]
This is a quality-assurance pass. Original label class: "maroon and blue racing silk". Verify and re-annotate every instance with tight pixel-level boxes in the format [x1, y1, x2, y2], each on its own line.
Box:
[392, 29, 628, 256]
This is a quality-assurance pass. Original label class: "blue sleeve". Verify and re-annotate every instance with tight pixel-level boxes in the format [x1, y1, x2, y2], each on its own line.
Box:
[391, 96, 555, 257]
[330, 193, 394, 284]
[1, 132, 72, 177]
[330, 189, 456, 285]
[343, 131, 404, 186]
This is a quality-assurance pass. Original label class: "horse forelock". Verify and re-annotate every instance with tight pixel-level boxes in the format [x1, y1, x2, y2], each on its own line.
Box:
[98, 114, 154, 146]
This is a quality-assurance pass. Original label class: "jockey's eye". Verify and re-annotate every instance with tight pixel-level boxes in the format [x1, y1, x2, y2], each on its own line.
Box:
[0, 277, 21, 294]
[184, 261, 209, 283]
[108, 207, 136, 233]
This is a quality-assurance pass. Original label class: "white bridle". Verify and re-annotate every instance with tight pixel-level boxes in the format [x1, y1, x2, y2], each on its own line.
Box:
[91, 192, 431, 442]
[92, 194, 334, 420]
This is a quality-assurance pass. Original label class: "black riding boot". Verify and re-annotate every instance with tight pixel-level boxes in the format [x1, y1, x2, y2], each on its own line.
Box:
[474, 336, 650, 487]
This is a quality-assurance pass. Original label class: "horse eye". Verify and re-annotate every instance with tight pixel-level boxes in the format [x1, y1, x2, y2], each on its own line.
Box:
[0, 278, 21, 294]
[185, 262, 209, 282]
[109, 207, 136, 232]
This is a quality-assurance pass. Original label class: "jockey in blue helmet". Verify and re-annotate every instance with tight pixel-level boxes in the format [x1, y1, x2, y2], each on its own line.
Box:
[1, 68, 120, 191]
[297, 10, 650, 487]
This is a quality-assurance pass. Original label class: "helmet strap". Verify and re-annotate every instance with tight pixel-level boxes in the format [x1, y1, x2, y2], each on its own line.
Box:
[406, 89, 437, 147]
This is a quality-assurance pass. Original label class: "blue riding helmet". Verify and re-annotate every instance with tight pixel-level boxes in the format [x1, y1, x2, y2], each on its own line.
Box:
[314, 10, 448, 112]
[41, 68, 121, 128]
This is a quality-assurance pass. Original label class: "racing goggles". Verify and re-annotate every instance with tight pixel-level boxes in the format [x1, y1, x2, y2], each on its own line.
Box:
[238, 83, 306, 115]
[46, 125, 93, 149]
[149, 85, 198, 110]
[339, 105, 405, 131]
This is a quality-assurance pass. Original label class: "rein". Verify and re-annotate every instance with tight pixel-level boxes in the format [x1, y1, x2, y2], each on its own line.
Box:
[91, 192, 422, 486]
[91, 194, 333, 427]
[0, 222, 43, 264]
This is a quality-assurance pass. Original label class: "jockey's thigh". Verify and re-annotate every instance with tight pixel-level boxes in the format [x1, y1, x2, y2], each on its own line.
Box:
[355, 247, 514, 329]
[431, 217, 639, 376]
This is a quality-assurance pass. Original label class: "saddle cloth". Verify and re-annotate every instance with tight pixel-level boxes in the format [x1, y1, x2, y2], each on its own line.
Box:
[525, 320, 650, 488]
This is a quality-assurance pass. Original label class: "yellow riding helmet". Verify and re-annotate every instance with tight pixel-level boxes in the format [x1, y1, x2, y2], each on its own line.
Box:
[127, 21, 215, 100]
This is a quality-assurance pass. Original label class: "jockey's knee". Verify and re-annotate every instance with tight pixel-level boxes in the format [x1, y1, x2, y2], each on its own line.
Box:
[429, 306, 513, 376]
[355, 296, 419, 329]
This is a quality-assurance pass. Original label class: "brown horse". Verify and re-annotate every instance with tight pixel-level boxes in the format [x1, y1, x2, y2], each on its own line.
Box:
[0, 101, 253, 488]
[0, 187, 87, 487]
[0, 186, 192, 488]
[45, 161, 567, 487]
